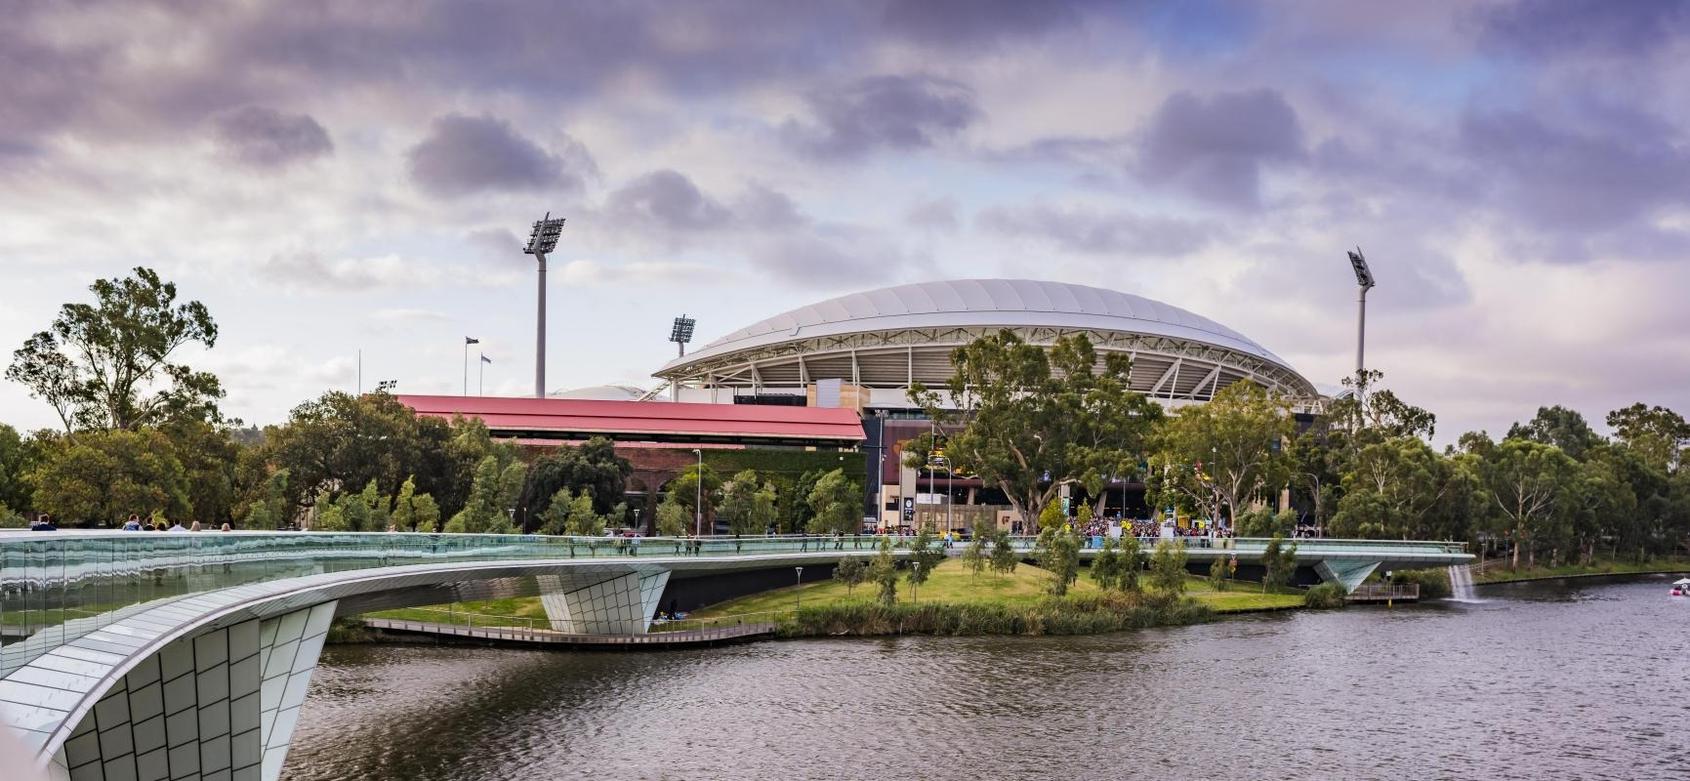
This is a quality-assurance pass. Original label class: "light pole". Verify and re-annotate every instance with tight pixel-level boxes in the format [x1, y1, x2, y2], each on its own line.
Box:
[692, 448, 703, 536]
[794, 566, 803, 611]
[463, 336, 479, 395]
[1347, 247, 1376, 393]
[524, 213, 566, 399]
[669, 315, 696, 401]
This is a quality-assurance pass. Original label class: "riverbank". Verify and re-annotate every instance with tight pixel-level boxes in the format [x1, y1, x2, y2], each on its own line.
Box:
[1473, 557, 1690, 585]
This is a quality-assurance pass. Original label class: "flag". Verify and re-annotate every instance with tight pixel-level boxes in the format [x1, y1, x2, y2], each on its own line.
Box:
[465, 336, 479, 345]
[480, 354, 492, 364]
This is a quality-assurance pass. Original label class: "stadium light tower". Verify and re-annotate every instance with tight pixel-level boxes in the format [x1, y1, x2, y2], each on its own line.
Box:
[669, 314, 696, 358]
[524, 213, 566, 398]
[1347, 246, 1376, 384]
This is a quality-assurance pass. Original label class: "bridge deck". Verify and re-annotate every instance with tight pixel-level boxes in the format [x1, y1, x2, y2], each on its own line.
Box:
[361, 617, 776, 648]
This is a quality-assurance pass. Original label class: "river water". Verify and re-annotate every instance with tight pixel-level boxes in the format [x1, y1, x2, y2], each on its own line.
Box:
[282, 577, 1690, 780]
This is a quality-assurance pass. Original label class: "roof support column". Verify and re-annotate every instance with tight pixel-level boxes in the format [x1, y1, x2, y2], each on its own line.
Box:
[538, 570, 670, 635]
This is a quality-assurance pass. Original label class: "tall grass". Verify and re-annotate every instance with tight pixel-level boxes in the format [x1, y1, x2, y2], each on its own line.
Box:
[779, 591, 1212, 638]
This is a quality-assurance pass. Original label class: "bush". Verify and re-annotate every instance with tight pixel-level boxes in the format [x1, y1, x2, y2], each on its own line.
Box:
[1389, 568, 1452, 600]
[1303, 582, 1348, 609]
[778, 592, 1213, 638]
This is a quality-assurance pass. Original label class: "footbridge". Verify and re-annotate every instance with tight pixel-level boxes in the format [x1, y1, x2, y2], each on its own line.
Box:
[1073, 536, 1472, 592]
[0, 531, 1467, 780]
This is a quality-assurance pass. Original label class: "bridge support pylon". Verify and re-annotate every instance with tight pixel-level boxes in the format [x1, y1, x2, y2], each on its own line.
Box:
[537, 570, 671, 635]
[1314, 559, 1381, 594]
[49, 601, 337, 781]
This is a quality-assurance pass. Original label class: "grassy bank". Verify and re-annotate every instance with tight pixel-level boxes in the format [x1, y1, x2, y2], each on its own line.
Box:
[1473, 557, 1690, 585]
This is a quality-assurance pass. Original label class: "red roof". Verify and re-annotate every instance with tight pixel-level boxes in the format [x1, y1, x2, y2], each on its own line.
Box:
[396, 395, 864, 445]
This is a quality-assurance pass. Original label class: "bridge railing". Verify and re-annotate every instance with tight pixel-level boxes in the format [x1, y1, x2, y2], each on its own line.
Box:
[1001, 535, 1468, 555]
[0, 531, 876, 677]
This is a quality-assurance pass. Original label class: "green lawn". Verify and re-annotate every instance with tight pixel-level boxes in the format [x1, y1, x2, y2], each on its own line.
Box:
[1473, 557, 1690, 585]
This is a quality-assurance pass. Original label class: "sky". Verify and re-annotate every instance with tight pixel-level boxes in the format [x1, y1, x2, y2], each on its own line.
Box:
[2, 0, 1688, 444]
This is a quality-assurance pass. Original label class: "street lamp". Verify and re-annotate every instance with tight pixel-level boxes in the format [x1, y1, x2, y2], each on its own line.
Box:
[1347, 246, 1376, 389]
[524, 212, 566, 399]
[692, 448, 703, 536]
[795, 566, 803, 611]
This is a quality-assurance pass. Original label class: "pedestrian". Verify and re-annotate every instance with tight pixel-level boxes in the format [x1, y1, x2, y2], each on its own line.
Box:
[30, 514, 56, 531]
[220, 523, 232, 532]
[167, 520, 186, 532]
[189, 520, 202, 532]
[122, 513, 142, 531]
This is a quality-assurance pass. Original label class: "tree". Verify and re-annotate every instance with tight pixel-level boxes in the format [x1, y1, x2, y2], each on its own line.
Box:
[834, 555, 867, 596]
[1606, 403, 1689, 474]
[0, 423, 32, 513]
[806, 468, 861, 535]
[515, 437, 632, 529]
[162, 419, 239, 526]
[907, 529, 945, 597]
[1117, 534, 1142, 592]
[910, 331, 1156, 533]
[1091, 534, 1121, 590]
[1331, 437, 1472, 540]
[668, 462, 722, 533]
[1208, 555, 1234, 591]
[1507, 405, 1603, 461]
[1153, 381, 1294, 530]
[869, 535, 899, 606]
[391, 476, 420, 531]
[989, 528, 1019, 578]
[1149, 539, 1187, 596]
[1261, 534, 1298, 592]
[962, 520, 990, 581]
[447, 455, 516, 534]
[721, 469, 779, 536]
[1479, 439, 1578, 569]
[654, 495, 690, 537]
[242, 468, 290, 529]
[560, 490, 607, 536]
[269, 391, 461, 517]
[1035, 501, 1080, 595]
[356, 479, 391, 531]
[7, 267, 223, 432]
[29, 428, 190, 525]
[0, 502, 26, 528]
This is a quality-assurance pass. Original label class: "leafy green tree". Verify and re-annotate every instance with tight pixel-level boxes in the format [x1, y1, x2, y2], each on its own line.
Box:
[869, 536, 899, 606]
[356, 479, 390, 531]
[721, 469, 779, 536]
[6, 267, 223, 432]
[448, 455, 515, 534]
[833, 555, 867, 596]
[0, 423, 33, 513]
[1331, 436, 1470, 540]
[1507, 405, 1603, 461]
[668, 462, 722, 533]
[29, 428, 190, 525]
[910, 331, 1155, 532]
[907, 528, 945, 591]
[654, 495, 690, 537]
[161, 419, 239, 525]
[1605, 403, 1689, 474]
[1034, 502, 1080, 595]
[391, 476, 419, 531]
[1261, 533, 1298, 592]
[1117, 534, 1142, 592]
[1149, 539, 1187, 596]
[314, 502, 348, 531]
[0, 502, 26, 528]
[962, 520, 990, 580]
[1153, 381, 1294, 529]
[1091, 534, 1121, 590]
[269, 391, 459, 516]
[242, 468, 290, 529]
[989, 527, 1019, 578]
[327, 489, 372, 532]
[806, 468, 861, 535]
[558, 490, 607, 536]
[1208, 555, 1234, 591]
[515, 437, 631, 528]
[1479, 439, 1578, 568]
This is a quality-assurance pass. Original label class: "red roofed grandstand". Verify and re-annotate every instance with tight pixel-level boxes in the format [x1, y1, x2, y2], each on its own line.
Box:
[395, 395, 865, 449]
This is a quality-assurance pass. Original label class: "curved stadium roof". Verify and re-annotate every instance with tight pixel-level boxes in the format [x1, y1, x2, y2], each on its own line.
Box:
[656, 279, 1316, 400]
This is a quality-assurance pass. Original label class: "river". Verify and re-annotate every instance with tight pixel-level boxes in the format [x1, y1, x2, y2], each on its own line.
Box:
[281, 576, 1690, 780]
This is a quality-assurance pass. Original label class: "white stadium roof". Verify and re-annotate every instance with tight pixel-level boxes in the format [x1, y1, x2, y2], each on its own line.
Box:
[655, 279, 1316, 401]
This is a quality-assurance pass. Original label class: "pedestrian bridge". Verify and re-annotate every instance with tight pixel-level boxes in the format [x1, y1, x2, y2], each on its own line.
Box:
[0, 531, 1469, 781]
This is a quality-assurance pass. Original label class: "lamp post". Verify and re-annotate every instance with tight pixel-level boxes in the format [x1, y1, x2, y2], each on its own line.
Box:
[692, 448, 703, 536]
[794, 566, 803, 611]
[1347, 247, 1376, 394]
[911, 561, 921, 603]
[524, 213, 566, 399]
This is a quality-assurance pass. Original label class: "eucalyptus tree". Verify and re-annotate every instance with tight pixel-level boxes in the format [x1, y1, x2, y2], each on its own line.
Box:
[1152, 381, 1294, 529]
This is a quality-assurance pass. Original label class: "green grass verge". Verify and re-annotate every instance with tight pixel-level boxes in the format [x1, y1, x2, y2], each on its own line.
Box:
[1474, 557, 1690, 585]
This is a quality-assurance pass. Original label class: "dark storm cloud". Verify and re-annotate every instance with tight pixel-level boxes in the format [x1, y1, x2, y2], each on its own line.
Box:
[1136, 89, 1305, 210]
[784, 75, 981, 160]
[1458, 104, 1690, 235]
[734, 183, 808, 229]
[212, 107, 333, 168]
[978, 205, 1212, 256]
[1477, 0, 1690, 58]
[606, 169, 733, 232]
[407, 114, 595, 198]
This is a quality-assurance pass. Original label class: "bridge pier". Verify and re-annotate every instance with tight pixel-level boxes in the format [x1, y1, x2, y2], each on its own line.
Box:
[537, 570, 671, 635]
[49, 602, 336, 781]
[1314, 559, 1381, 593]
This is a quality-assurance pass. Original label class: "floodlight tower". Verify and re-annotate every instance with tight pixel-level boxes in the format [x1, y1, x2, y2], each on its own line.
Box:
[524, 213, 566, 398]
[1347, 246, 1376, 388]
[669, 315, 696, 358]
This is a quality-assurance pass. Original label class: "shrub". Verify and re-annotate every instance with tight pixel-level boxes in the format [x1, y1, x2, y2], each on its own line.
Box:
[1303, 582, 1348, 609]
[777, 592, 1213, 638]
[1389, 568, 1452, 600]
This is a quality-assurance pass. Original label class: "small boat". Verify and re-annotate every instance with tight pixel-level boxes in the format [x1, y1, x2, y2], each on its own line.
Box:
[1671, 578, 1690, 597]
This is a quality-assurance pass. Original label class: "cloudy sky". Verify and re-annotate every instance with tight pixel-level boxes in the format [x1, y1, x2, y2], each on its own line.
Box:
[3, 0, 1688, 443]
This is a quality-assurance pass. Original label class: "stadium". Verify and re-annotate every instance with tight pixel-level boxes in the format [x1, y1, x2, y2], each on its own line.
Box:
[652, 278, 1315, 409]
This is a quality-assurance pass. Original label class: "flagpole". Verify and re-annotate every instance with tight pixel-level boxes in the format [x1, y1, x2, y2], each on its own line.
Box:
[479, 352, 485, 395]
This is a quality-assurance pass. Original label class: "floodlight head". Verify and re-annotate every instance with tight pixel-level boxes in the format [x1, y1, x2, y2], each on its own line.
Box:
[669, 314, 697, 345]
[524, 212, 566, 255]
[1347, 246, 1375, 289]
